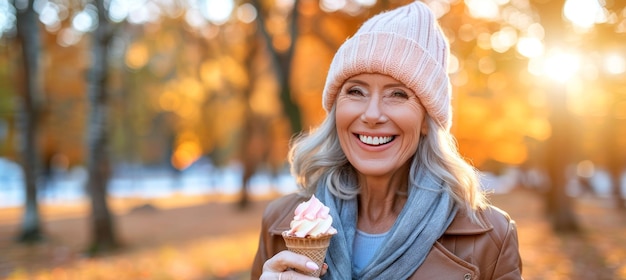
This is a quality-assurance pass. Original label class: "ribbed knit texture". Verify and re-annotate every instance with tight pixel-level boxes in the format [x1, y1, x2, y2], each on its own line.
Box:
[352, 229, 388, 274]
[322, 1, 452, 130]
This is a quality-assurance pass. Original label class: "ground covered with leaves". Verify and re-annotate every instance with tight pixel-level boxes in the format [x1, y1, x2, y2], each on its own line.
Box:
[0, 189, 624, 279]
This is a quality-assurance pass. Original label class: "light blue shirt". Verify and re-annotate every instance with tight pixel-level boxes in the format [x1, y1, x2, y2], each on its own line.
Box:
[352, 229, 389, 273]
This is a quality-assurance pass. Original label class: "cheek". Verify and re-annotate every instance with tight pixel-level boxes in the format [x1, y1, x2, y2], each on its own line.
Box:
[335, 105, 348, 131]
[335, 99, 360, 129]
[396, 118, 420, 147]
[401, 131, 421, 157]
[393, 108, 425, 152]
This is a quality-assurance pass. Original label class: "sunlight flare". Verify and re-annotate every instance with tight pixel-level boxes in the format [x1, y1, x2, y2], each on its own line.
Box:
[604, 53, 626, 75]
[516, 37, 544, 58]
[563, 0, 606, 29]
[465, 0, 501, 20]
[532, 50, 582, 83]
[202, 0, 234, 25]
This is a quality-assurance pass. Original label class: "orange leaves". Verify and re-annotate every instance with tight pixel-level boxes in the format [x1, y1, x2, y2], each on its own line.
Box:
[172, 134, 203, 170]
[200, 61, 224, 90]
[454, 95, 533, 166]
[125, 42, 150, 70]
[5, 232, 260, 280]
[525, 118, 551, 142]
[200, 57, 250, 91]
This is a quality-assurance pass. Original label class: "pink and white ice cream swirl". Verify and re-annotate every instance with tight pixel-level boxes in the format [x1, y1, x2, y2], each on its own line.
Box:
[286, 195, 338, 238]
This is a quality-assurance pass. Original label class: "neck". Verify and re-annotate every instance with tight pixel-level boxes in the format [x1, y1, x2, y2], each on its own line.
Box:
[357, 168, 409, 234]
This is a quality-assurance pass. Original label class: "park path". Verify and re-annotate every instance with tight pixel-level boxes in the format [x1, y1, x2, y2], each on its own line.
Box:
[1, 189, 625, 279]
[0, 196, 270, 278]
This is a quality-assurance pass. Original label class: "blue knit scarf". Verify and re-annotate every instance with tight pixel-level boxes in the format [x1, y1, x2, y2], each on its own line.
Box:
[316, 167, 457, 279]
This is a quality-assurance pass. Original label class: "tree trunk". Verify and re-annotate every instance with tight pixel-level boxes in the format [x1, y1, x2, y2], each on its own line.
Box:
[609, 160, 625, 210]
[235, 0, 303, 209]
[15, 0, 44, 243]
[607, 93, 625, 210]
[238, 29, 266, 209]
[85, 0, 117, 254]
[545, 85, 579, 232]
[533, 0, 579, 232]
[252, 0, 303, 134]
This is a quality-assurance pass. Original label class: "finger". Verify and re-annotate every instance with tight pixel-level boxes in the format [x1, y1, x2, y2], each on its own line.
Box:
[263, 250, 320, 275]
[319, 263, 328, 276]
[280, 269, 322, 280]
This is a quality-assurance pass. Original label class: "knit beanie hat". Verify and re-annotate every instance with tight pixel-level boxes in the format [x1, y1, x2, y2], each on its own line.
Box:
[322, 1, 452, 130]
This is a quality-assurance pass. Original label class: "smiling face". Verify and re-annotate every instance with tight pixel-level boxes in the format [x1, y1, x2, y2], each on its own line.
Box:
[335, 73, 428, 178]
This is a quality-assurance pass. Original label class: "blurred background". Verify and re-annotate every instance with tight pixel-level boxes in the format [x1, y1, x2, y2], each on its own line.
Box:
[0, 0, 625, 279]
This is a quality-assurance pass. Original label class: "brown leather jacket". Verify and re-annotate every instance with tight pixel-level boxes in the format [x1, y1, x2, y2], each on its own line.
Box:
[251, 193, 523, 280]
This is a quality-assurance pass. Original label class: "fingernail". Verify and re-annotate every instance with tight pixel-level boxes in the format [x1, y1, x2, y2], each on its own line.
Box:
[306, 261, 319, 271]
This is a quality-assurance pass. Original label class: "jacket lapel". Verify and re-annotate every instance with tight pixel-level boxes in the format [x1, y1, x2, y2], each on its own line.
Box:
[411, 242, 480, 280]
[443, 208, 493, 235]
[409, 209, 494, 280]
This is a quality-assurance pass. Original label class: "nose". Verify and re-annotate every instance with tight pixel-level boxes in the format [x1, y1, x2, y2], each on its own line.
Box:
[361, 95, 387, 125]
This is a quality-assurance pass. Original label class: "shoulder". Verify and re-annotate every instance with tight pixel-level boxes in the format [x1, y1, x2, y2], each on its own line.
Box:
[477, 205, 517, 246]
[445, 205, 514, 235]
[439, 205, 522, 279]
[261, 193, 307, 233]
[264, 192, 306, 217]
[443, 205, 519, 257]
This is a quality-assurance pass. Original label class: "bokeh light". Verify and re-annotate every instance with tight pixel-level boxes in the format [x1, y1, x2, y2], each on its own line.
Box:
[39, 2, 63, 32]
[448, 53, 460, 74]
[465, 0, 500, 20]
[201, 0, 234, 25]
[576, 160, 595, 178]
[516, 37, 544, 58]
[0, 1, 16, 36]
[490, 26, 518, 53]
[72, 5, 97, 33]
[320, 0, 347, 13]
[355, 0, 376, 7]
[125, 42, 150, 69]
[563, 0, 605, 29]
[57, 27, 82, 47]
[604, 53, 626, 75]
[540, 50, 582, 83]
[237, 3, 257, 24]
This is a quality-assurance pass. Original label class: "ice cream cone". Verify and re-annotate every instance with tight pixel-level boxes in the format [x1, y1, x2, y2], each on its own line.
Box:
[282, 232, 333, 277]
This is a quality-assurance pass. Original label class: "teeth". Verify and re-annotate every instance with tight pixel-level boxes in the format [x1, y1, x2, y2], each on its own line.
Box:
[358, 135, 393, 146]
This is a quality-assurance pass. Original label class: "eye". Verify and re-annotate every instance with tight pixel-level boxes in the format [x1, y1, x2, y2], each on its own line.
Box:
[346, 87, 365, 96]
[391, 90, 409, 99]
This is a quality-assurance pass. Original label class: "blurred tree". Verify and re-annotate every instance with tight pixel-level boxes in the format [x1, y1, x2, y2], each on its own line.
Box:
[14, 0, 45, 243]
[85, 0, 118, 253]
[232, 0, 304, 208]
[534, 0, 579, 232]
[1, 0, 624, 231]
[252, 0, 302, 134]
[545, 83, 579, 232]
[608, 97, 625, 210]
[238, 21, 266, 209]
[604, 75, 626, 210]
[592, 13, 626, 210]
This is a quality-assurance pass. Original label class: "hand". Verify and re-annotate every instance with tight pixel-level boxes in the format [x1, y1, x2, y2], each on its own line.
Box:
[260, 250, 328, 279]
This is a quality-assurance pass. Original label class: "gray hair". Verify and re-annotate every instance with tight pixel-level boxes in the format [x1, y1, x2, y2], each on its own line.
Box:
[288, 106, 487, 223]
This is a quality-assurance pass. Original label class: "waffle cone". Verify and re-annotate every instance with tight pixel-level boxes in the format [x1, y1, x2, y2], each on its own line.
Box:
[282, 232, 333, 277]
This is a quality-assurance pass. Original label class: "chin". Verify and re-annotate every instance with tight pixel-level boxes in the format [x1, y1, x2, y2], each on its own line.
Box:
[352, 163, 397, 177]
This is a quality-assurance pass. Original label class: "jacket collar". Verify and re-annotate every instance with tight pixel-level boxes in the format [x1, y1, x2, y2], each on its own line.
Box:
[443, 207, 493, 235]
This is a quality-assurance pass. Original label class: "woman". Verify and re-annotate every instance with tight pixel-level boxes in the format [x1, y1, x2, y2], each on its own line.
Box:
[252, 1, 522, 279]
